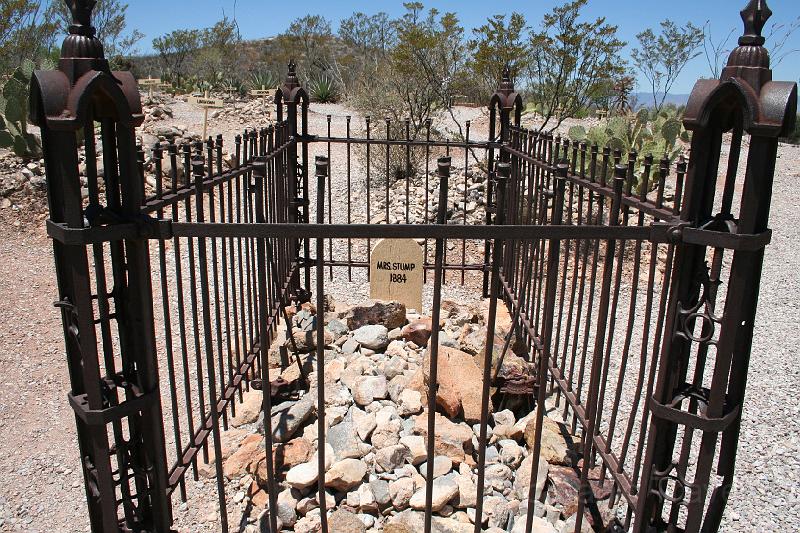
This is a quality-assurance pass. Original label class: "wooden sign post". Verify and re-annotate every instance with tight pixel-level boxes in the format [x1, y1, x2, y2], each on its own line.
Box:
[369, 239, 424, 312]
[138, 77, 161, 98]
[188, 91, 224, 140]
[249, 85, 274, 123]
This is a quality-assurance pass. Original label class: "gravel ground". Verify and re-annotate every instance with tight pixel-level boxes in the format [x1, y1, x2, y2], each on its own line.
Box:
[0, 100, 798, 532]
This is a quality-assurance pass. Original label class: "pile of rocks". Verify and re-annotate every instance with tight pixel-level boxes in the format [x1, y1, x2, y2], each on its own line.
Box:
[210, 97, 275, 127]
[208, 299, 613, 532]
[142, 94, 175, 125]
[0, 152, 46, 208]
[370, 167, 487, 226]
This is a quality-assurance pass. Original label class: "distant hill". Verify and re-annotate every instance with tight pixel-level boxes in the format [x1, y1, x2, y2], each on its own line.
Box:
[632, 92, 691, 109]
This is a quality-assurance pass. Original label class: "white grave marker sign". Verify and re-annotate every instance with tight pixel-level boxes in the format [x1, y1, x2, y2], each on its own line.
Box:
[369, 239, 424, 312]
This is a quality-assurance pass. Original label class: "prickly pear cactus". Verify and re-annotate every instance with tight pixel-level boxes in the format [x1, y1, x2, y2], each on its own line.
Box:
[0, 60, 41, 158]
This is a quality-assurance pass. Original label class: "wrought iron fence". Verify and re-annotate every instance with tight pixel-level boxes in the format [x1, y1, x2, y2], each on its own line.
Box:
[31, 1, 796, 532]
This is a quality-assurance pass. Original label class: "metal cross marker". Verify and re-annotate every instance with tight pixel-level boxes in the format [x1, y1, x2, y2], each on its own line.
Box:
[188, 91, 224, 140]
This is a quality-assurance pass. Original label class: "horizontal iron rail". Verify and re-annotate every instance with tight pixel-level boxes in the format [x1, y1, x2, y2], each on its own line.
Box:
[501, 144, 679, 221]
[304, 134, 492, 150]
[319, 259, 486, 272]
[170, 222, 663, 241]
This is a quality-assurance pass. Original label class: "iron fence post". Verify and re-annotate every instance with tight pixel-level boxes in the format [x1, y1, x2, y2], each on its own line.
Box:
[424, 157, 451, 533]
[635, 2, 797, 530]
[31, 1, 173, 531]
[314, 156, 331, 533]
[575, 165, 626, 531]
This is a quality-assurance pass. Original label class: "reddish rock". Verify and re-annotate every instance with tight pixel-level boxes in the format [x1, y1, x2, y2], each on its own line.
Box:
[401, 317, 433, 346]
[419, 345, 485, 423]
[524, 417, 575, 466]
[547, 465, 612, 518]
[251, 437, 314, 486]
[223, 433, 264, 479]
[413, 410, 474, 464]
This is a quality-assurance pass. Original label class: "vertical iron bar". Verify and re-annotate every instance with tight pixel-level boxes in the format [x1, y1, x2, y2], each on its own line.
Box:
[424, 157, 450, 533]
[473, 161, 508, 532]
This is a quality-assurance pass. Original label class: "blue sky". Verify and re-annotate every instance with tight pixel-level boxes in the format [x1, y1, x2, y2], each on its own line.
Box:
[125, 0, 800, 94]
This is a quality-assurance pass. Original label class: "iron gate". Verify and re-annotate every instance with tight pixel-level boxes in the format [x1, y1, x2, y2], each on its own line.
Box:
[31, 1, 796, 532]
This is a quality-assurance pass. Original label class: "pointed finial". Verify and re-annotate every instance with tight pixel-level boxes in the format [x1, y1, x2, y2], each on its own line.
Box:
[288, 59, 297, 75]
[739, 0, 772, 46]
[67, 0, 97, 33]
[501, 64, 511, 82]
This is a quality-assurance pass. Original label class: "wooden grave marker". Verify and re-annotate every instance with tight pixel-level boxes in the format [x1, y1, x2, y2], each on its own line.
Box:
[249, 85, 274, 123]
[188, 91, 225, 140]
[369, 239, 424, 312]
[138, 77, 161, 98]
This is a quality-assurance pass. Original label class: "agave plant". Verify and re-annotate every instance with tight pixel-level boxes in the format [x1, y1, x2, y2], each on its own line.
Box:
[0, 60, 41, 158]
[249, 70, 279, 92]
[220, 78, 247, 97]
[309, 77, 339, 104]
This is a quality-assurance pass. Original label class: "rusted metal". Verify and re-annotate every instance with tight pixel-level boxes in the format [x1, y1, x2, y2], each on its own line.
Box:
[35, 2, 793, 532]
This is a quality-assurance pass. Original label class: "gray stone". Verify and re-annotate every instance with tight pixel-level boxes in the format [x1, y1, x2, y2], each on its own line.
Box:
[483, 496, 511, 529]
[400, 434, 427, 465]
[389, 477, 416, 510]
[375, 444, 411, 472]
[352, 374, 388, 406]
[398, 389, 423, 416]
[453, 474, 477, 508]
[325, 458, 368, 491]
[409, 473, 459, 511]
[328, 509, 366, 533]
[370, 479, 391, 507]
[419, 456, 453, 478]
[384, 356, 408, 380]
[328, 412, 367, 460]
[514, 454, 548, 500]
[327, 318, 349, 339]
[342, 337, 360, 354]
[351, 407, 377, 441]
[270, 392, 316, 443]
[353, 324, 390, 351]
[388, 374, 410, 402]
[285, 461, 319, 489]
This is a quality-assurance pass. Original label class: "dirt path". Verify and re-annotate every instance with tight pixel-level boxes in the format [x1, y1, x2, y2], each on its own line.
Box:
[0, 220, 89, 532]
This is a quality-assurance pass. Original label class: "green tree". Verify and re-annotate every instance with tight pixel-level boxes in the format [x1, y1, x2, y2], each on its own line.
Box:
[285, 15, 333, 75]
[389, 2, 465, 135]
[631, 20, 704, 112]
[48, 0, 143, 68]
[0, 1, 57, 73]
[337, 12, 395, 93]
[152, 29, 202, 83]
[526, 0, 626, 131]
[194, 17, 240, 84]
[468, 13, 530, 102]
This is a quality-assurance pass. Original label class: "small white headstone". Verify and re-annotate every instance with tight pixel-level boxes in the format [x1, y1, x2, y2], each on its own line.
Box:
[369, 239, 424, 312]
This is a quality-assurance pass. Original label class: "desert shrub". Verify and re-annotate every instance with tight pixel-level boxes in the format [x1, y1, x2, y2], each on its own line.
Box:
[568, 107, 689, 192]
